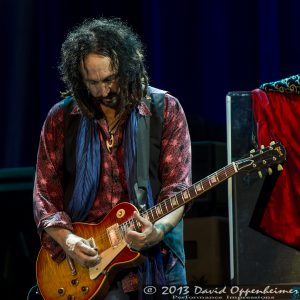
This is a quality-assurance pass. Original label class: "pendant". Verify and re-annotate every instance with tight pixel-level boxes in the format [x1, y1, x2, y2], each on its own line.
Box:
[106, 135, 114, 152]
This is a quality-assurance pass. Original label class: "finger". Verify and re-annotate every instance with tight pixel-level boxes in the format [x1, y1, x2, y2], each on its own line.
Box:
[124, 232, 132, 245]
[77, 242, 99, 256]
[126, 228, 146, 242]
[133, 211, 150, 226]
[78, 254, 100, 268]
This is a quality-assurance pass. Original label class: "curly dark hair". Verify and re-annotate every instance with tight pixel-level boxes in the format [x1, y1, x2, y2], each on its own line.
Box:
[59, 17, 149, 119]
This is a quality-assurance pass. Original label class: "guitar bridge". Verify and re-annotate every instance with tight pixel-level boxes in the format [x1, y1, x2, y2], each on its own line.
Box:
[106, 224, 122, 248]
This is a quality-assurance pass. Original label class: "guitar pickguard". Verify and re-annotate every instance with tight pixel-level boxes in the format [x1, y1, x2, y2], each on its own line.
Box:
[89, 240, 127, 280]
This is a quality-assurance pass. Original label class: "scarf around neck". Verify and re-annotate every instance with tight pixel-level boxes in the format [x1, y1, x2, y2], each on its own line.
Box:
[66, 105, 166, 291]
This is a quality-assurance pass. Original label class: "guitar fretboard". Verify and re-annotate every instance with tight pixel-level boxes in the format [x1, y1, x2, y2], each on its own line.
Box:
[120, 162, 238, 232]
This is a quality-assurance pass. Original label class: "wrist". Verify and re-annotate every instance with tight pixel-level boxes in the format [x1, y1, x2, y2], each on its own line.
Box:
[65, 233, 81, 252]
[154, 223, 174, 240]
[45, 227, 73, 249]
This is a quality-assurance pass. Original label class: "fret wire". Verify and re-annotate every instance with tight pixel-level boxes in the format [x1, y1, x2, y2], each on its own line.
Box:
[209, 173, 218, 185]
[150, 206, 158, 220]
[163, 200, 169, 211]
[172, 196, 179, 207]
[160, 200, 168, 214]
[202, 179, 210, 190]
[223, 166, 230, 178]
[147, 209, 154, 222]
[218, 167, 227, 181]
[156, 204, 163, 217]
[228, 167, 234, 176]
[194, 182, 203, 194]
[181, 189, 190, 203]
[176, 193, 184, 205]
[188, 186, 197, 198]
[167, 198, 173, 210]
[151, 207, 158, 222]
[200, 181, 204, 190]
[170, 196, 179, 208]
[193, 184, 197, 195]
[224, 166, 228, 177]
[170, 197, 174, 209]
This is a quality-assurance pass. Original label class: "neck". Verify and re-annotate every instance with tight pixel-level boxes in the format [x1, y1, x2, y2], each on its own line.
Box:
[100, 104, 117, 125]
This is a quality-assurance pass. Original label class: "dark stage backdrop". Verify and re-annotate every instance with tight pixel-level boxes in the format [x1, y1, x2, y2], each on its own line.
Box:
[1, 0, 300, 168]
[1, 1, 300, 297]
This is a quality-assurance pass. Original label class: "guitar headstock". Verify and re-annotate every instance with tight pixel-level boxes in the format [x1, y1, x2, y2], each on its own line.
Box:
[236, 141, 286, 173]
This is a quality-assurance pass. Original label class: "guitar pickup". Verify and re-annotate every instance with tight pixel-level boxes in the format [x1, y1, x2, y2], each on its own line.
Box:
[106, 224, 122, 248]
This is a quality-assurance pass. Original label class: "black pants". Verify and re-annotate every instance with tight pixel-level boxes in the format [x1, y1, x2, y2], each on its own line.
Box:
[104, 281, 138, 300]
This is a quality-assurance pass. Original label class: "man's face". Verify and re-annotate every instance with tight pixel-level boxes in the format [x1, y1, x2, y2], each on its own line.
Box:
[80, 53, 120, 109]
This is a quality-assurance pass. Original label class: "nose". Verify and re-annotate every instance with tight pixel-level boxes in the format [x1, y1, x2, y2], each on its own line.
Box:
[96, 83, 110, 97]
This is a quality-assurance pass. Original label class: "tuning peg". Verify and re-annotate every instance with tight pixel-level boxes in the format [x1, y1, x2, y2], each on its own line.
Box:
[277, 164, 283, 171]
[258, 171, 263, 179]
[249, 149, 255, 157]
[270, 141, 275, 146]
[267, 168, 273, 175]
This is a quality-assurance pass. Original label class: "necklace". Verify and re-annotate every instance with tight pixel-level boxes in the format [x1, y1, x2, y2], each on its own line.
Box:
[105, 113, 124, 152]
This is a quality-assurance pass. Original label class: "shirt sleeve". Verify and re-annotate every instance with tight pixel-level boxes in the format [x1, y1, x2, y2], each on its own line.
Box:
[33, 102, 73, 260]
[157, 93, 192, 209]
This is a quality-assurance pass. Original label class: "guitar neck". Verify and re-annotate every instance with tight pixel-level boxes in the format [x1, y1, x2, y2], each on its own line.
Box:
[140, 162, 238, 224]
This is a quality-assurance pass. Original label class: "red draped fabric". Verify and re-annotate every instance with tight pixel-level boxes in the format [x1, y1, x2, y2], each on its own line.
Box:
[252, 89, 300, 248]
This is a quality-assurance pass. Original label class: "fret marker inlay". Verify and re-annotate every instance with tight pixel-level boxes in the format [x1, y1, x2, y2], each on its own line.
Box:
[156, 206, 162, 215]
[171, 197, 178, 207]
[195, 183, 202, 192]
[210, 175, 217, 184]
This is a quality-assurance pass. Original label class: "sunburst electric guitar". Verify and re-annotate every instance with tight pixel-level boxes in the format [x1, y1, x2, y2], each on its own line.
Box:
[36, 141, 286, 299]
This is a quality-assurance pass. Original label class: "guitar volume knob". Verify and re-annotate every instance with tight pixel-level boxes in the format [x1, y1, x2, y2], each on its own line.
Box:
[57, 288, 65, 296]
[71, 279, 79, 286]
[81, 286, 89, 294]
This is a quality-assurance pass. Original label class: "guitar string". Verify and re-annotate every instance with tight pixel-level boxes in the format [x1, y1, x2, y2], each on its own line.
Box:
[91, 165, 237, 246]
[87, 157, 280, 246]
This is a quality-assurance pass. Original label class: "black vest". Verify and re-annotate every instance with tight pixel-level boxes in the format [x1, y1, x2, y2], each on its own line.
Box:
[62, 86, 186, 265]
[62, 86, 165, 209]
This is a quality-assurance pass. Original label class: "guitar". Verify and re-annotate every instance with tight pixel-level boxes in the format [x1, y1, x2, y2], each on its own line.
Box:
[36, 141, 286, 300]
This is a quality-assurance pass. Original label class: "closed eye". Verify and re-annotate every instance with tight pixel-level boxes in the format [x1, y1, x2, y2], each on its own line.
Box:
[86, 74, 118, 86]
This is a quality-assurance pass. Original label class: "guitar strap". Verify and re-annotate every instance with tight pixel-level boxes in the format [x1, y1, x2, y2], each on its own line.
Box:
[135, 86, 166, 211]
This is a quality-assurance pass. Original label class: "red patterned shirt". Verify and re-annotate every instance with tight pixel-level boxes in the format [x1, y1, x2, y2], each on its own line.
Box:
[33, 93, 192, 291]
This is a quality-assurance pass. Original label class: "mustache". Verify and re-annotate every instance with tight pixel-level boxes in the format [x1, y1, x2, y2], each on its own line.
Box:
[93, 92, 118, 103]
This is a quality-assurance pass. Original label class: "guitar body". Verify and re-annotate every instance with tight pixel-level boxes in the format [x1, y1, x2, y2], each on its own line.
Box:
[36, 202, 144, 300]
